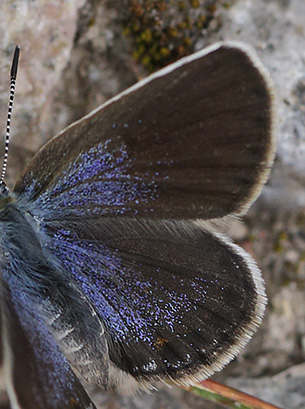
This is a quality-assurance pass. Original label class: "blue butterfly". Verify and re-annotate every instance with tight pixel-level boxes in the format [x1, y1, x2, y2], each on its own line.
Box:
[0, 42, 275, 408]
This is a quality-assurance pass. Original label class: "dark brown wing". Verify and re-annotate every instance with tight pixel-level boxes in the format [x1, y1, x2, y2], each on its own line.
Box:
[43, 218, 266, 388]
[14, 43, 275, 221]
[0, 279, 96, 409]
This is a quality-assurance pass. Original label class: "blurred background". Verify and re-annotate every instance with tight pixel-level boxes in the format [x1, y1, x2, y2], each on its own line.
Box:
[0, 1, 304, 408]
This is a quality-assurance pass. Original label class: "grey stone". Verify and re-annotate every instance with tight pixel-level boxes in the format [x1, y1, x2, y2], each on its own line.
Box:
[227, 363, 305, 409]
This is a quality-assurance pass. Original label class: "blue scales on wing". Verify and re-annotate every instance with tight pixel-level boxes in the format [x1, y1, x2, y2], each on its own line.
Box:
[41, 218, 263, 388]
[1, 276, 97, 409]
[1, 266, 97, 409]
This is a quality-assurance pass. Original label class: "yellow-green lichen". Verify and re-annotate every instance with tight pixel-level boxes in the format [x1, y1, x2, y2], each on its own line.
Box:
[124, 0, 234, 73]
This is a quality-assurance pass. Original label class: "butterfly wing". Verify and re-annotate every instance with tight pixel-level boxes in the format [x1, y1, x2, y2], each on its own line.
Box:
[42, 218, 265, 389]
[14, 43, 275, 221]
[1, 276, 96, 409]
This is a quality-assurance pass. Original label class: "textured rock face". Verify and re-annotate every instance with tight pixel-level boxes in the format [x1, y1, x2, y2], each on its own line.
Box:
[0, 1, 304, 408]
[0, 0, 86, 184]
[211, 0, 305, 211]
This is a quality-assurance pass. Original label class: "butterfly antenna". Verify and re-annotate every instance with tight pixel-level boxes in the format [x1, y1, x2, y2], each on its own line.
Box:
[0, 45, 20, 194]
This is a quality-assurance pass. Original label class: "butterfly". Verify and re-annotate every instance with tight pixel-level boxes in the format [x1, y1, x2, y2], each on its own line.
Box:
[0, 42, 275, 408]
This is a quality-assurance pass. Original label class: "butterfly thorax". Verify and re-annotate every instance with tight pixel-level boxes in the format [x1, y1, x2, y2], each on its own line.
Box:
[0, 198, 49, 280]
[0, 197, 67, 317]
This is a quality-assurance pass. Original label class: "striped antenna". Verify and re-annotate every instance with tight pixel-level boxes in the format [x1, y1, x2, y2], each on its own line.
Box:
[0, 45, 20, 193]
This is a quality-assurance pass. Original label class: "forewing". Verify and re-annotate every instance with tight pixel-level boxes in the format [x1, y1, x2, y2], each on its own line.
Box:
[43, 218, 265, 388]
[14, 43, 274, 221]
[0, 276, 96, 409]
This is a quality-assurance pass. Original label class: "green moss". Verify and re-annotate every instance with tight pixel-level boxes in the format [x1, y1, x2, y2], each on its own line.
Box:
[248, 233, 257, 243]
[274, 231, 288, 253]
[140, 28, 153, 43]
[196, 15, 207, 28]
[183, 37, 192, 46]
[178, 1, 186, 11]
[295, 211, 305, 227]
[191, 0, 200, 8]
[159, 46, 171, 57]
[300, 251, 305, 262]
[124, 0, 233, 73]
